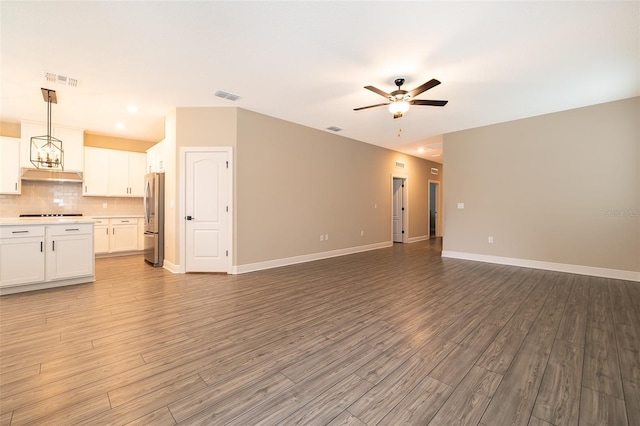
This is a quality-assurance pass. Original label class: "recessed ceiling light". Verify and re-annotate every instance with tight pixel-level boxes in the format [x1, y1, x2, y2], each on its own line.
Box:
[116, 122, 125, 130]
[127, 105, 139, 113]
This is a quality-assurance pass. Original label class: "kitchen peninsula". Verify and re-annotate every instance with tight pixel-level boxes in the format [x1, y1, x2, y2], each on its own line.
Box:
[0, 217, 95, 295]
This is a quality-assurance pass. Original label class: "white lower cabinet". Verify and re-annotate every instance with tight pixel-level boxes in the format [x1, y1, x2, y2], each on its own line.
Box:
[94, 219, 110, 253]
[94, 218, 142, 255]
[0, 223, 94, 294]
[0, 226, 45, 287]
[46, 225, 94, 281]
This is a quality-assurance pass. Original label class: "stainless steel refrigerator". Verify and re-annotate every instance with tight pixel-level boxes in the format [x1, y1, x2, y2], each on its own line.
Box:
[144, 172, 164, 267]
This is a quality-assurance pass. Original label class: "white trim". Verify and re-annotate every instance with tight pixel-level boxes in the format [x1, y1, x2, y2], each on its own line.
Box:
[232, 241, 393, 274]
[408, 235, 429, 243]
[162, 259, 180, 274]
[391, 175, 408, 243]
[428, 179, 440, 238]
[441, 251, 640, 282]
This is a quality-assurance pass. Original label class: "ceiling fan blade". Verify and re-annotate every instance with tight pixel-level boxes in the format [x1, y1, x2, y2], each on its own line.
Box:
[364, 86, 392, 99]
[410, 99, 448, 107]
[408, 79, 441, 98]
[353, 102, 390, 111]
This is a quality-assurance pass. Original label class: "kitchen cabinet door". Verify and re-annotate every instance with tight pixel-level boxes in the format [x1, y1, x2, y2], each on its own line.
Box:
[0, 136, 21, 194]
[107, 150, 130, 196]
[0, 233, 45, 287]
[46, 225, 94, 281]
[93, 220, 110, 254]
[128, 152, 146, 197]
[83, 147, 110, 196]
[110, 219, 138, 252]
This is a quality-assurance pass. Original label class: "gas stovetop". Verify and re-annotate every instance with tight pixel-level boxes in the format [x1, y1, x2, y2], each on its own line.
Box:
[19, 213, 83, 217]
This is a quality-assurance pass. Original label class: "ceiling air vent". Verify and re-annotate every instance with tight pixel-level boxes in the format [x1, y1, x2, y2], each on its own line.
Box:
[213, 90, 241, 101]
[44, 72, 79, 87]
[326, 126, 342, 132]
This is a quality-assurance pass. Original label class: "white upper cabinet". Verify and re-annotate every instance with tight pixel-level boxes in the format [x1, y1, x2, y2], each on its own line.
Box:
[20, 120, 84, 172]
[84, 147, 146, 197]
[146, 139, 165, 173]
[0, 136, 21, 194]
[83, 147, 110, 196]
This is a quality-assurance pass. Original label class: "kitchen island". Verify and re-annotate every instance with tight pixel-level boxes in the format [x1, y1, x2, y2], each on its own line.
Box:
[0, 218, 95, 295]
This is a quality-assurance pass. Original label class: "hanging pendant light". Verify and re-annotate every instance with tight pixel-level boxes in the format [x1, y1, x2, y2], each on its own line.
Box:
[30, 88, 64, 170]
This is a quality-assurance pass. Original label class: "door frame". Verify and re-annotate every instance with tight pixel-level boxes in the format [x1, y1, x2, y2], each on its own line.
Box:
[391, 175, 408, 243]
[428, 179, 440, 238]
[179, 146, 233, 274]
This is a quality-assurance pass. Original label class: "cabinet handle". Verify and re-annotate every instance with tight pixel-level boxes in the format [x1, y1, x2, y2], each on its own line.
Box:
[105, 228, 108, 235]
[65, 228, 80, 232]
[52, 241, 55, 251]
[85, 185, 88, 193]
[12, 230, 29, 234]
[113, 228, 115, 234]
[15, 182, 17, 191]
[121, 220, 129, 223]
[40, 241, 43, 252]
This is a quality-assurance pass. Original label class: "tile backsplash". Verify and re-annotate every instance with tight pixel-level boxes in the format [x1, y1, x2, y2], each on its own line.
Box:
[0, 181, 143, 217]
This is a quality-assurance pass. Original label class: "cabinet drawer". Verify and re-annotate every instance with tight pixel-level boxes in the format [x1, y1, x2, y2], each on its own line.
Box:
[110, 218, 137, 226]
[46, 224, 93, 236]
[0, 226, 45, 238]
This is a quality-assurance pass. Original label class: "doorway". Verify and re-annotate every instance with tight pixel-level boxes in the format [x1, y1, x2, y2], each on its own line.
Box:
[392, 177, 407, 243]
[429, 180, 440, 237]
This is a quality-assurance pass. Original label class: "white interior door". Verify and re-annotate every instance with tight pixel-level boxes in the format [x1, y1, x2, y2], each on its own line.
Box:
[392, 178, 404, 242]
[185, 150, 230, 272]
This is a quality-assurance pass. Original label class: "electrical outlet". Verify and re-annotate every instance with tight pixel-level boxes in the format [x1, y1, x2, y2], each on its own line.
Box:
[488, 236, 494, 243]
[320, 235, 324, 241]
[325, 234, 329, 241]
[457, 202, 465, 209]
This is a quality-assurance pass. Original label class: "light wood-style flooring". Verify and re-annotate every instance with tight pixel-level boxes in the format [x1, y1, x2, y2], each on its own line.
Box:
[1, 239, 639, 425]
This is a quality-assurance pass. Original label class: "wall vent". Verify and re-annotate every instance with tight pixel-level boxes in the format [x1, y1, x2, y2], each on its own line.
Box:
[395, 161, 406, 169]
[214, 90, 241, 101]
[44, 72, 79, 87]
[326, 126, 342, 132]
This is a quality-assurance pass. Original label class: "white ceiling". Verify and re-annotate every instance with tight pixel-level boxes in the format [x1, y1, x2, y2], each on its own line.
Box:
[1, 1, 638, 164]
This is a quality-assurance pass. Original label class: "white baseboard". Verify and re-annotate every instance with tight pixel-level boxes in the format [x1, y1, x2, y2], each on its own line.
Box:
[162, 259, 181, 274]
[232, 241, 393, 274]
[407, 235, 430, 243]
[441, 251, 640, 282]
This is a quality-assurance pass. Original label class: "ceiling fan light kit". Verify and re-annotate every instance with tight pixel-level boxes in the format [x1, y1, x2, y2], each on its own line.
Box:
[355, 77, 448, 119]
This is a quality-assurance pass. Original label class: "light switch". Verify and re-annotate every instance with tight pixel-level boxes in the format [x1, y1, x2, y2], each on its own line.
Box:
[457, 203, 465, 209]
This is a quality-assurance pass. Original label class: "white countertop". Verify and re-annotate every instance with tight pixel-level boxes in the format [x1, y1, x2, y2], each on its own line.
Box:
[0, 218, 97, 226]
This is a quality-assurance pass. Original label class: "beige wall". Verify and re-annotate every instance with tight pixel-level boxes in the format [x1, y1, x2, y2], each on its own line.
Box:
[235, 109, 442, 265]
[165, 107, 442, 268]
[84, 132, 157, 152]
[443, 97, 639, 273]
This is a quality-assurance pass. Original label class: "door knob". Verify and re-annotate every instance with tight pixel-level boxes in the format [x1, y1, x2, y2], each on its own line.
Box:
[186, 215, 194, 221]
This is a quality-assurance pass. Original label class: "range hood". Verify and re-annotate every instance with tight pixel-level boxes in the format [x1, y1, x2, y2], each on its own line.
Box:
[21, 168, 83, 183]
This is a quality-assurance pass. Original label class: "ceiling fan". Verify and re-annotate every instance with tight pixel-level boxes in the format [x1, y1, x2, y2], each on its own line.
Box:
[354, 78, 448, 119]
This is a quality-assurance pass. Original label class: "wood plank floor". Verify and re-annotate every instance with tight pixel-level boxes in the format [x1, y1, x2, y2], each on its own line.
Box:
[1, 239, 639, 425]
